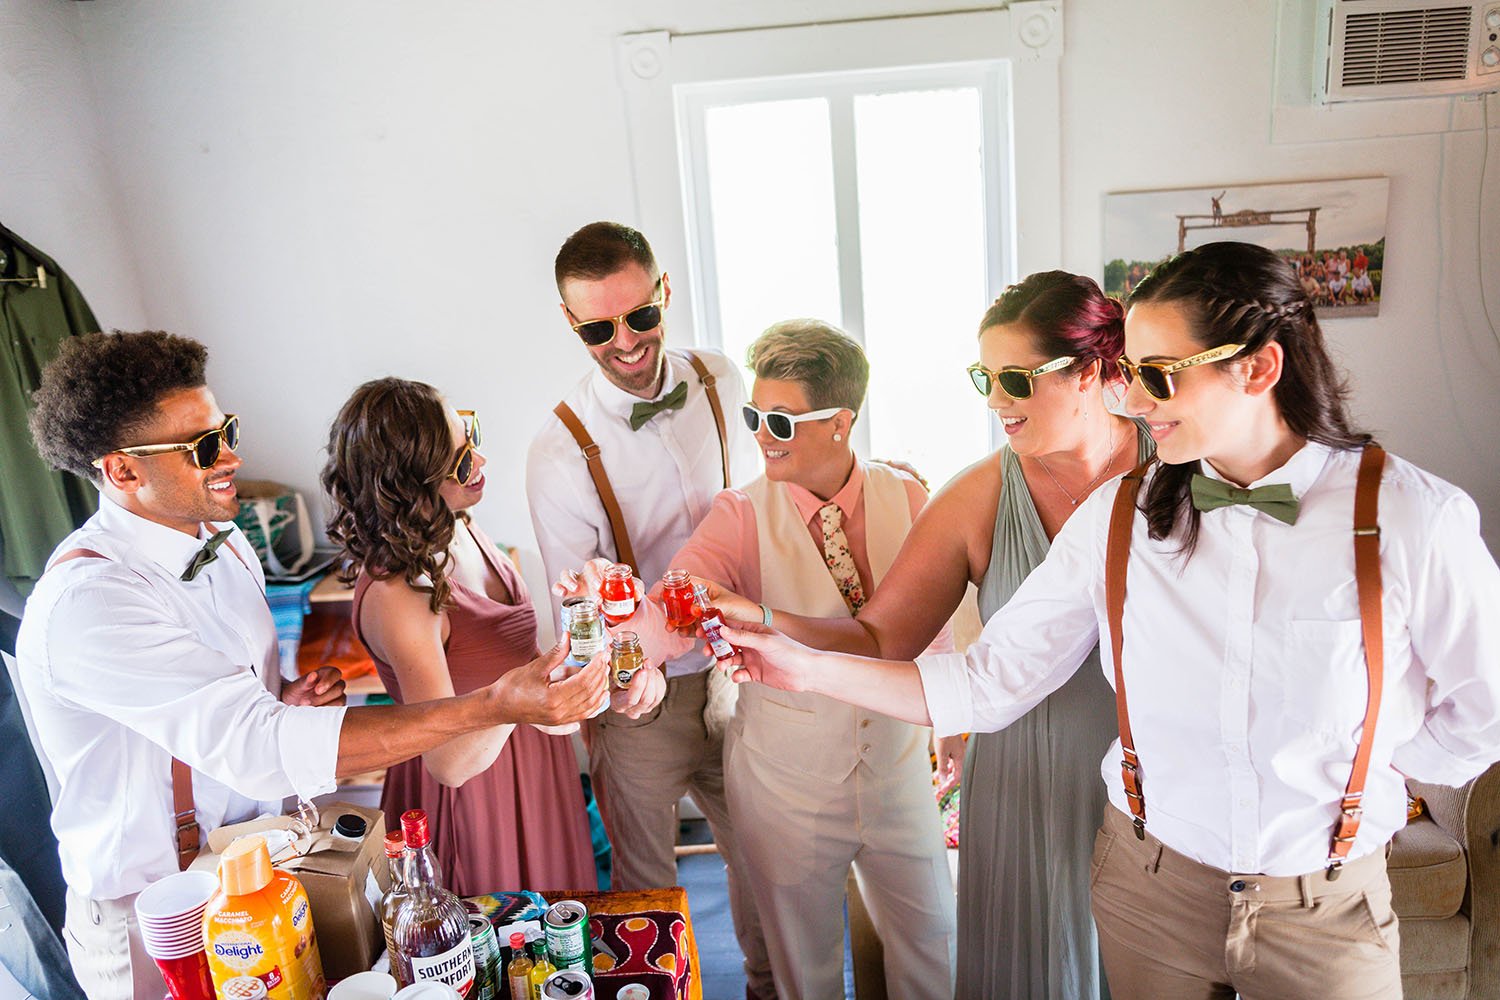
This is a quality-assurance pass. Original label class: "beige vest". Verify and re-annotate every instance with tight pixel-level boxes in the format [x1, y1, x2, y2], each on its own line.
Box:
[737, 462, 931, 783]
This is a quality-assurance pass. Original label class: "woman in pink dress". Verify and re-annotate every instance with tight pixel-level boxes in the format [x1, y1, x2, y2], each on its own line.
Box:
[322, 378, 661, 895]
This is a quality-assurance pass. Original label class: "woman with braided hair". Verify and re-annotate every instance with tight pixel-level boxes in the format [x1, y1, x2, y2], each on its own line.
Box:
[715, 241, 1500, 999]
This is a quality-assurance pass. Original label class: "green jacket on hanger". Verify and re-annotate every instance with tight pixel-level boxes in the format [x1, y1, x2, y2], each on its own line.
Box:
[0, 225, 100, 598]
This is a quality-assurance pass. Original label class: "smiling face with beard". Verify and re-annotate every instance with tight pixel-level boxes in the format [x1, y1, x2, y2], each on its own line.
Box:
[560, 262, 672, 400]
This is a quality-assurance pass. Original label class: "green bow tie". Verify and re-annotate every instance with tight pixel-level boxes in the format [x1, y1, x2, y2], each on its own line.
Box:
[629, 380, 688, 431]
[181, 529, 233, 581]
[1190, 475, 1300, 526]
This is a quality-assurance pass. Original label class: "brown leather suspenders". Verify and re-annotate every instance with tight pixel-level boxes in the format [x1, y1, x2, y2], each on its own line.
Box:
[684, 353, 732, 490]
[1104, 446, 1387, 878]
[552, 403, 640, 570]
[1106, 462, 1151, 839]
[172, 759, 200, 869]
[50, 546, 201, 870]
[552, 351, 731, 567]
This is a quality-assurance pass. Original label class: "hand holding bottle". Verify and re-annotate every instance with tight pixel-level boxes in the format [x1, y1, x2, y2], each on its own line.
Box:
[710, 620, 823, 692]
[489, 635, 608, 727]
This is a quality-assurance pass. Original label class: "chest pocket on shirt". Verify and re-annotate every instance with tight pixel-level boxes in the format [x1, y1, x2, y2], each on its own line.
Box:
[1283, 619, 1371, 737]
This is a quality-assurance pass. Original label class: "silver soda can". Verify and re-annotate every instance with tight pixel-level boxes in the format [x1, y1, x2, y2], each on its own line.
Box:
[540, 969, 595, 999]
[468, 913, 499, 1000]
[543, 900, 592, 973]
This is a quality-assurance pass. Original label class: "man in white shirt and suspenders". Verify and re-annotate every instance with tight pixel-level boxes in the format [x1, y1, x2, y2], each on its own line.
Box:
[525, 222, 773, 999]
[17, 331, 608, 1000]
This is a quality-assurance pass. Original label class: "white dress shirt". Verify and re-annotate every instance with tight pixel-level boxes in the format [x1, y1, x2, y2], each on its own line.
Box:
[526, 348, 762, 677]
[918, 442, 1500, 876]
[15, 495, 345, 900]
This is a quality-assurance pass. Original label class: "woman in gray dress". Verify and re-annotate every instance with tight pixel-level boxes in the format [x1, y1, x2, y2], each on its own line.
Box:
[715, 271, 1150, 998]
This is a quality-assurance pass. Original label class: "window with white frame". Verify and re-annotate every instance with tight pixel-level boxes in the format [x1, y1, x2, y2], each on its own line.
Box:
[675, 63, 1012, 490]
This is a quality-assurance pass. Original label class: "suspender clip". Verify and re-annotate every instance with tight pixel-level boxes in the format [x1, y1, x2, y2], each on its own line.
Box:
[582, 442, 602, 461]
[1325, 860, 1344, 881]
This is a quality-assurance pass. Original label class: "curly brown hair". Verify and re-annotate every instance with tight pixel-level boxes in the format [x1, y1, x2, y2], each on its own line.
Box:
[29, 331, 208, 484]
[321, 378, 462, 614]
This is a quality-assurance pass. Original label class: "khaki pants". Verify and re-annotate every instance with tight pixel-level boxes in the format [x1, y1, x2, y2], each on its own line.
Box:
[726, 722, 956, 1000]
[590, 668, 774, 999]
[63, 888, 166, 1000]
[1090, 807, 1403, 1000]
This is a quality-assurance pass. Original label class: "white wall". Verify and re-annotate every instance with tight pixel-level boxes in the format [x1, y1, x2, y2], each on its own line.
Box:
[9, 0, 1497, 557]
[0, 0, 144, 328]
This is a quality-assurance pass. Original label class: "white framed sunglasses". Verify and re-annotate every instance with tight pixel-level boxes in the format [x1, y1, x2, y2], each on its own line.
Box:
[741, 403, 848, 441]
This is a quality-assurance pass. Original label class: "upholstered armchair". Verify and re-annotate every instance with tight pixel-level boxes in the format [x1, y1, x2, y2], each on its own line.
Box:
[1393, 764, 1500, 999]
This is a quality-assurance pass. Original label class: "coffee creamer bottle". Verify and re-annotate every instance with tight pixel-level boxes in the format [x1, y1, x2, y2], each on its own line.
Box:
[203, 834, 327, 1000]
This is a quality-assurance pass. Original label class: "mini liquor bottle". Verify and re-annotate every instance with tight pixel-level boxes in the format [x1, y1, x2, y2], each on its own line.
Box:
[562, 597, 606, 664]
[379, 831, 411, 988]
[392, 809, 475, 997]
[526, 938, 555, 1000]
[505, 933, 532, 1000]
[609, 631, 645, 689]
[692, 583, 736, 661]
[599, 563, 637, 625]
[660, 569, 699, 630]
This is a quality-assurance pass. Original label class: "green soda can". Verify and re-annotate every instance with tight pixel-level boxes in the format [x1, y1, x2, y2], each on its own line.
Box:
[543, 900, 592, 974]
[468, 912, 500, 1000]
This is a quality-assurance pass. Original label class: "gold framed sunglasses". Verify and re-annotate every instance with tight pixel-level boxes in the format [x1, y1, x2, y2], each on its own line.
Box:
[1116, 343, 1246, 401]
[567, 279, 665, 347]
[92, 414, 240, 470]
[966, 356, 1076, 399]
[449, 410, 483, 485]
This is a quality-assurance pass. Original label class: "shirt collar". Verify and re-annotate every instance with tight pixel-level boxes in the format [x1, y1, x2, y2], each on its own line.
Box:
[589, 351, 687, 426]
[1199, 439, 1331, 499]
[786, 458, 865, 526]
[95, 493, 238, 578]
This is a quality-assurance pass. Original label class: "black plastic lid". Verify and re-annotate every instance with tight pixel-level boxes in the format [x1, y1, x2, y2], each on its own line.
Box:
[333, 813, 367, 840]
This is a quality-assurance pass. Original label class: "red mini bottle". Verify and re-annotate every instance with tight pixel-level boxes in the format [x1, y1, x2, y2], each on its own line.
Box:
[599, 563, 637, 626]
[692, 583, 736, 661]
[661, 569, 699, 631]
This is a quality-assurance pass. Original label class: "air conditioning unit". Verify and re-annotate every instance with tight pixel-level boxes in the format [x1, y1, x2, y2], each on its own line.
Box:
[1317, 0, 1500, 103]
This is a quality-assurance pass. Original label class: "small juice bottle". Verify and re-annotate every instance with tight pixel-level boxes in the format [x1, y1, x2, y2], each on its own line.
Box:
[692, 583, 736, 661]
[599, 564, 637, 625]
[203, 835, 325, 1000]
[526, 938, 555, 1000]
[505, 932, 532, 1000]
[660, 569, 699, 630]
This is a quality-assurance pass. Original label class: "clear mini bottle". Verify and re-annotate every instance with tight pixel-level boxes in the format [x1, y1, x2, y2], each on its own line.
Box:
[609, 631, 645, 690]
[378, 831, 410, 988]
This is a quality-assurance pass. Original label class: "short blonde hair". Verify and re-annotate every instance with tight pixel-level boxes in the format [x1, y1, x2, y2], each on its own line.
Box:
[745, 319, 869, 416]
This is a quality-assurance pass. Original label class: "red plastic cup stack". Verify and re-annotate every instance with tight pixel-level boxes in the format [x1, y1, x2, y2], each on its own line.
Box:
[134, 870, 219, 1000]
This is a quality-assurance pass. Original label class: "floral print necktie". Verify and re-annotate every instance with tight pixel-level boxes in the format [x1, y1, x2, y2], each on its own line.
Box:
[817, 502, 866, 614]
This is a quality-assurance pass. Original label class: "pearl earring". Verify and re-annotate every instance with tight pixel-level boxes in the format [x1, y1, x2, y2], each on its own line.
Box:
[833, 433, 843, 442]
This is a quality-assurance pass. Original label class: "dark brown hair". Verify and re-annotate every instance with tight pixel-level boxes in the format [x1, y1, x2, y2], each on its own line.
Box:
[321, 378, 462, 614]
[29, 330, 208, 484]
[979, 271, 1125, 380]
[554, 221, 658, 293]
[1126, 241, 1371, 554]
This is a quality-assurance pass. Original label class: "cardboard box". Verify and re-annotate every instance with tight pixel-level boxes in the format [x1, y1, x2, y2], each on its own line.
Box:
[191, 801, 390, 980]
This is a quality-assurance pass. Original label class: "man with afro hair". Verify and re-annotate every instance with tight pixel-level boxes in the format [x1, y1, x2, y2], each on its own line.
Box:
[17, 331, 609, 999]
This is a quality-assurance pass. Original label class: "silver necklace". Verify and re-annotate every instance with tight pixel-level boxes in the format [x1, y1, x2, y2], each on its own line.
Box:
[1035, 420, 1118, 506]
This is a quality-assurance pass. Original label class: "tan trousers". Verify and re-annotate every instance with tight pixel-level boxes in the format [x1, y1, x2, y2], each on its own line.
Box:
[1090, 807, 1403, 1000]
[590, 668, 774, 999]
[726, 725, 956, 1000]
[63, 888, 166, 1000]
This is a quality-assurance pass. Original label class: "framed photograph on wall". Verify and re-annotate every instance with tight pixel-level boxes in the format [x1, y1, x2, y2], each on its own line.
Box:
[1103, 177, 1390, 318]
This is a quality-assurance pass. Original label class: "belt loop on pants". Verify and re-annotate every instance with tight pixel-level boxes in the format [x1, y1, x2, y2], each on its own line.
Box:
[1298, 873, 1316, 909]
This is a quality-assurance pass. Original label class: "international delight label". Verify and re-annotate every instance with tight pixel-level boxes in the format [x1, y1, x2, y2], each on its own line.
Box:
[409, 938, 476, 995]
